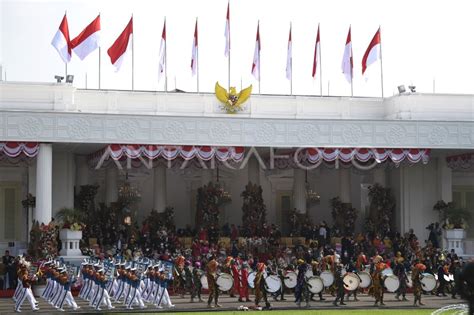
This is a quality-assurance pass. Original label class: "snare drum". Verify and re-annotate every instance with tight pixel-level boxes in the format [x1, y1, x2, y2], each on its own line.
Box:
[421, 273, 437, 292]
[320, 271, 334, 287]
[284, 271, 297, 289]
[357, 271, 372, 288]
[307, 276, 324, 294]
[343, 272, 360, 291]
[216, 273, 234, 292]
[384, 275, 400, 292]
[265, 275, 281, 293]
[200, 274, 209, 290]
[248, 271, 256, 289]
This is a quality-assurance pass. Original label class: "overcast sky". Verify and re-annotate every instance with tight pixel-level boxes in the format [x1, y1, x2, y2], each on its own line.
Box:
[1, 0, 474, 97]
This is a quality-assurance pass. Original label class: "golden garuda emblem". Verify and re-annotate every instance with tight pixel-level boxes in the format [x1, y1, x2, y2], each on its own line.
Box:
[215, 82, 252, 114]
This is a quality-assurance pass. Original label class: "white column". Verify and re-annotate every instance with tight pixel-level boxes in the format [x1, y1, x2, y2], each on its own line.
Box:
[153, 165, 167, 213]
[75, 155, 89, 193]
[293, 168, 306, 214]
[248, 157, 260, 185]
[105, 167, 118, 206]
[437, 156, 452, 202]
[339, 168, 351, 203]
[35, 143, 52, 225]
[373, 167, 386, 187]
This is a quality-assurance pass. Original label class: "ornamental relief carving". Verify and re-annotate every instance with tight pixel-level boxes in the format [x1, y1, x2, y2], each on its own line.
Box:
[385, 125, 406, 145]
[209, 122, 231, 142]
[254, 123, 275, 143]
[297, 124, 319, 143]
[163, 121, 185, 142]
[342, 125, 362, 144]
[116, 119, 139, 140]
[67, 118, 91, 139]
[18, 117, 43, 138]
[428, 126, 448, 145]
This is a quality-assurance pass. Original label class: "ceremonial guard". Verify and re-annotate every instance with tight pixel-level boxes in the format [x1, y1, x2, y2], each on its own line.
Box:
[56, 268, 79, 311]
[412, 262, 426, 306]
[333, 264, 346, 306]
[125, 267, 145, 310]
[310, 260, 325, 302]
[184, 260, 194, 301]
[295, 259, 310, 307]
[371, 260, 385, 306]
[92, 268, 113, 310]
[206, 256, 221, 308]
[14, 262, 39, 313]
[394, 255, 408, 301]
[191, 262, 204, 302]
[254, 262, 271, 309]
[154, 268, 175, 309]
[239, 262, 251, 302]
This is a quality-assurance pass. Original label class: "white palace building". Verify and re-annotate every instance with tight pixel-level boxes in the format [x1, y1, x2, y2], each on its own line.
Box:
[0, 81, 473, 256]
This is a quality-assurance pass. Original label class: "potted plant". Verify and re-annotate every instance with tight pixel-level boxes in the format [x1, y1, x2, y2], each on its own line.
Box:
[433, 200, 472, 254]
[55, 207, 86, 256]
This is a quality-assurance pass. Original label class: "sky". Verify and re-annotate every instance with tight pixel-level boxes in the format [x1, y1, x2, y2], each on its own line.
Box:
[1, 0, 474, 97]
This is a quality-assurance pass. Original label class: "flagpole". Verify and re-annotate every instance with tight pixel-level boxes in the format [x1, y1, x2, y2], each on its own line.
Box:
[379, 25, 384, 98]
[164, 17, 168, 92]
[132, 14, 135, 91]
[290, 22, 292, 96]
[65, 63, 68, 79]
[196, 17, 199, 93]
[319, 24, 322, 97]
[227, 1, 230, 91]
[258, 20, 261, 95]
[85, 73, 88, 89]
[98, 47, 101, 89]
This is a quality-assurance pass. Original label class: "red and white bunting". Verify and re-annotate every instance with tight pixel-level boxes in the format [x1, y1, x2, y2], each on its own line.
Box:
[0, 142, 39, 158]
[304, 148, 430, 164]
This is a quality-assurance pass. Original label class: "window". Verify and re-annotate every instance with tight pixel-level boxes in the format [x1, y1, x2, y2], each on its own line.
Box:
[453, 186, 474, 238]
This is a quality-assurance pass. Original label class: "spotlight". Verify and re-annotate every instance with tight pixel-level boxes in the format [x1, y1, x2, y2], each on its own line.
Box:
[54, 75, 64, 83]
[66, 75, 74, 84]
[397, 85, 406, 94]
[408, 85, 416, 93]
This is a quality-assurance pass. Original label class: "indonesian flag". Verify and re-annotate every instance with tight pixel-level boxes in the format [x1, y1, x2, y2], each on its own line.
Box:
[251, 22, 261, 80]
[362, 27, 381, 76]
[158, 21, 166, 82]
[107, 17, 133, 72]
[51, 14, 72, 63]
[312, 24, 320, 79]
[341, 26, 353, 83]
[286, 25, 292, 80]
[191, 19, 198, 76]
[224, 2, 230, 57]
[71, 15, 101, 60]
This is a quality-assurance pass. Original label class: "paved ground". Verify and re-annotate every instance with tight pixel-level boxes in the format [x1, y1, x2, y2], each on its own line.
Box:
[0, 291, 467, 314]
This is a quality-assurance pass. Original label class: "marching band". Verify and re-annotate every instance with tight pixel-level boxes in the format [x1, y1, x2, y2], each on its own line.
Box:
[10, 250, 473, 312]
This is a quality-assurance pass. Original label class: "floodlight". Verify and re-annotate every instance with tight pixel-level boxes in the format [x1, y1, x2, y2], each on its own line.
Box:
[66, 75, 74, 83]
[397, 85, 406, 94]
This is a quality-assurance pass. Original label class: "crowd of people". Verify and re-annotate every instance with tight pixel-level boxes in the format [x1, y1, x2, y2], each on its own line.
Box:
[8, 219, 474, 313]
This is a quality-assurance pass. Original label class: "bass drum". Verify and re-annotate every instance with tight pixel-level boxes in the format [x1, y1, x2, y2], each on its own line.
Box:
[320, 271, 335, 287]
[248, 271, 256, 289]
[307, 276, 324, 294]
[284, 271, 297, 289]
[384, 275, 400, 293]
[406, 272, 413, 288]
[265, 275, 281, 293]
[421, 273, 437, 292]
[216, 273, 234, 292]
[200, 274, 209, 290]
[357, 271, 372, 288]
[343, 272, 360, 291]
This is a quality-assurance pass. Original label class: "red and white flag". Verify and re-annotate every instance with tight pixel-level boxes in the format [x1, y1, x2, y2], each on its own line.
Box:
[362, 27, 381, 76]
[71, 15, 101, 60]
[107, 17, 133, 72]
[51, 14, 72, 63]
[224, 2, 230, 57]
[251, 22, 261, 80]
[312, 24, 321, 79]
[191, 19, 198, 76]
[341, 26, 353, 83]
[285, 25, 292, 80]
[158, 21, 166, 82]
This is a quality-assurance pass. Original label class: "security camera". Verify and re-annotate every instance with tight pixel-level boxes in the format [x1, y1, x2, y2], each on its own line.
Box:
[408, 85, 416, 93]
[54, 75, 64, 83]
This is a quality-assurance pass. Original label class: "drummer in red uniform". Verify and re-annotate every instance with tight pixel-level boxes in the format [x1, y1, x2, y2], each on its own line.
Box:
[239, 262, 251, 302]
